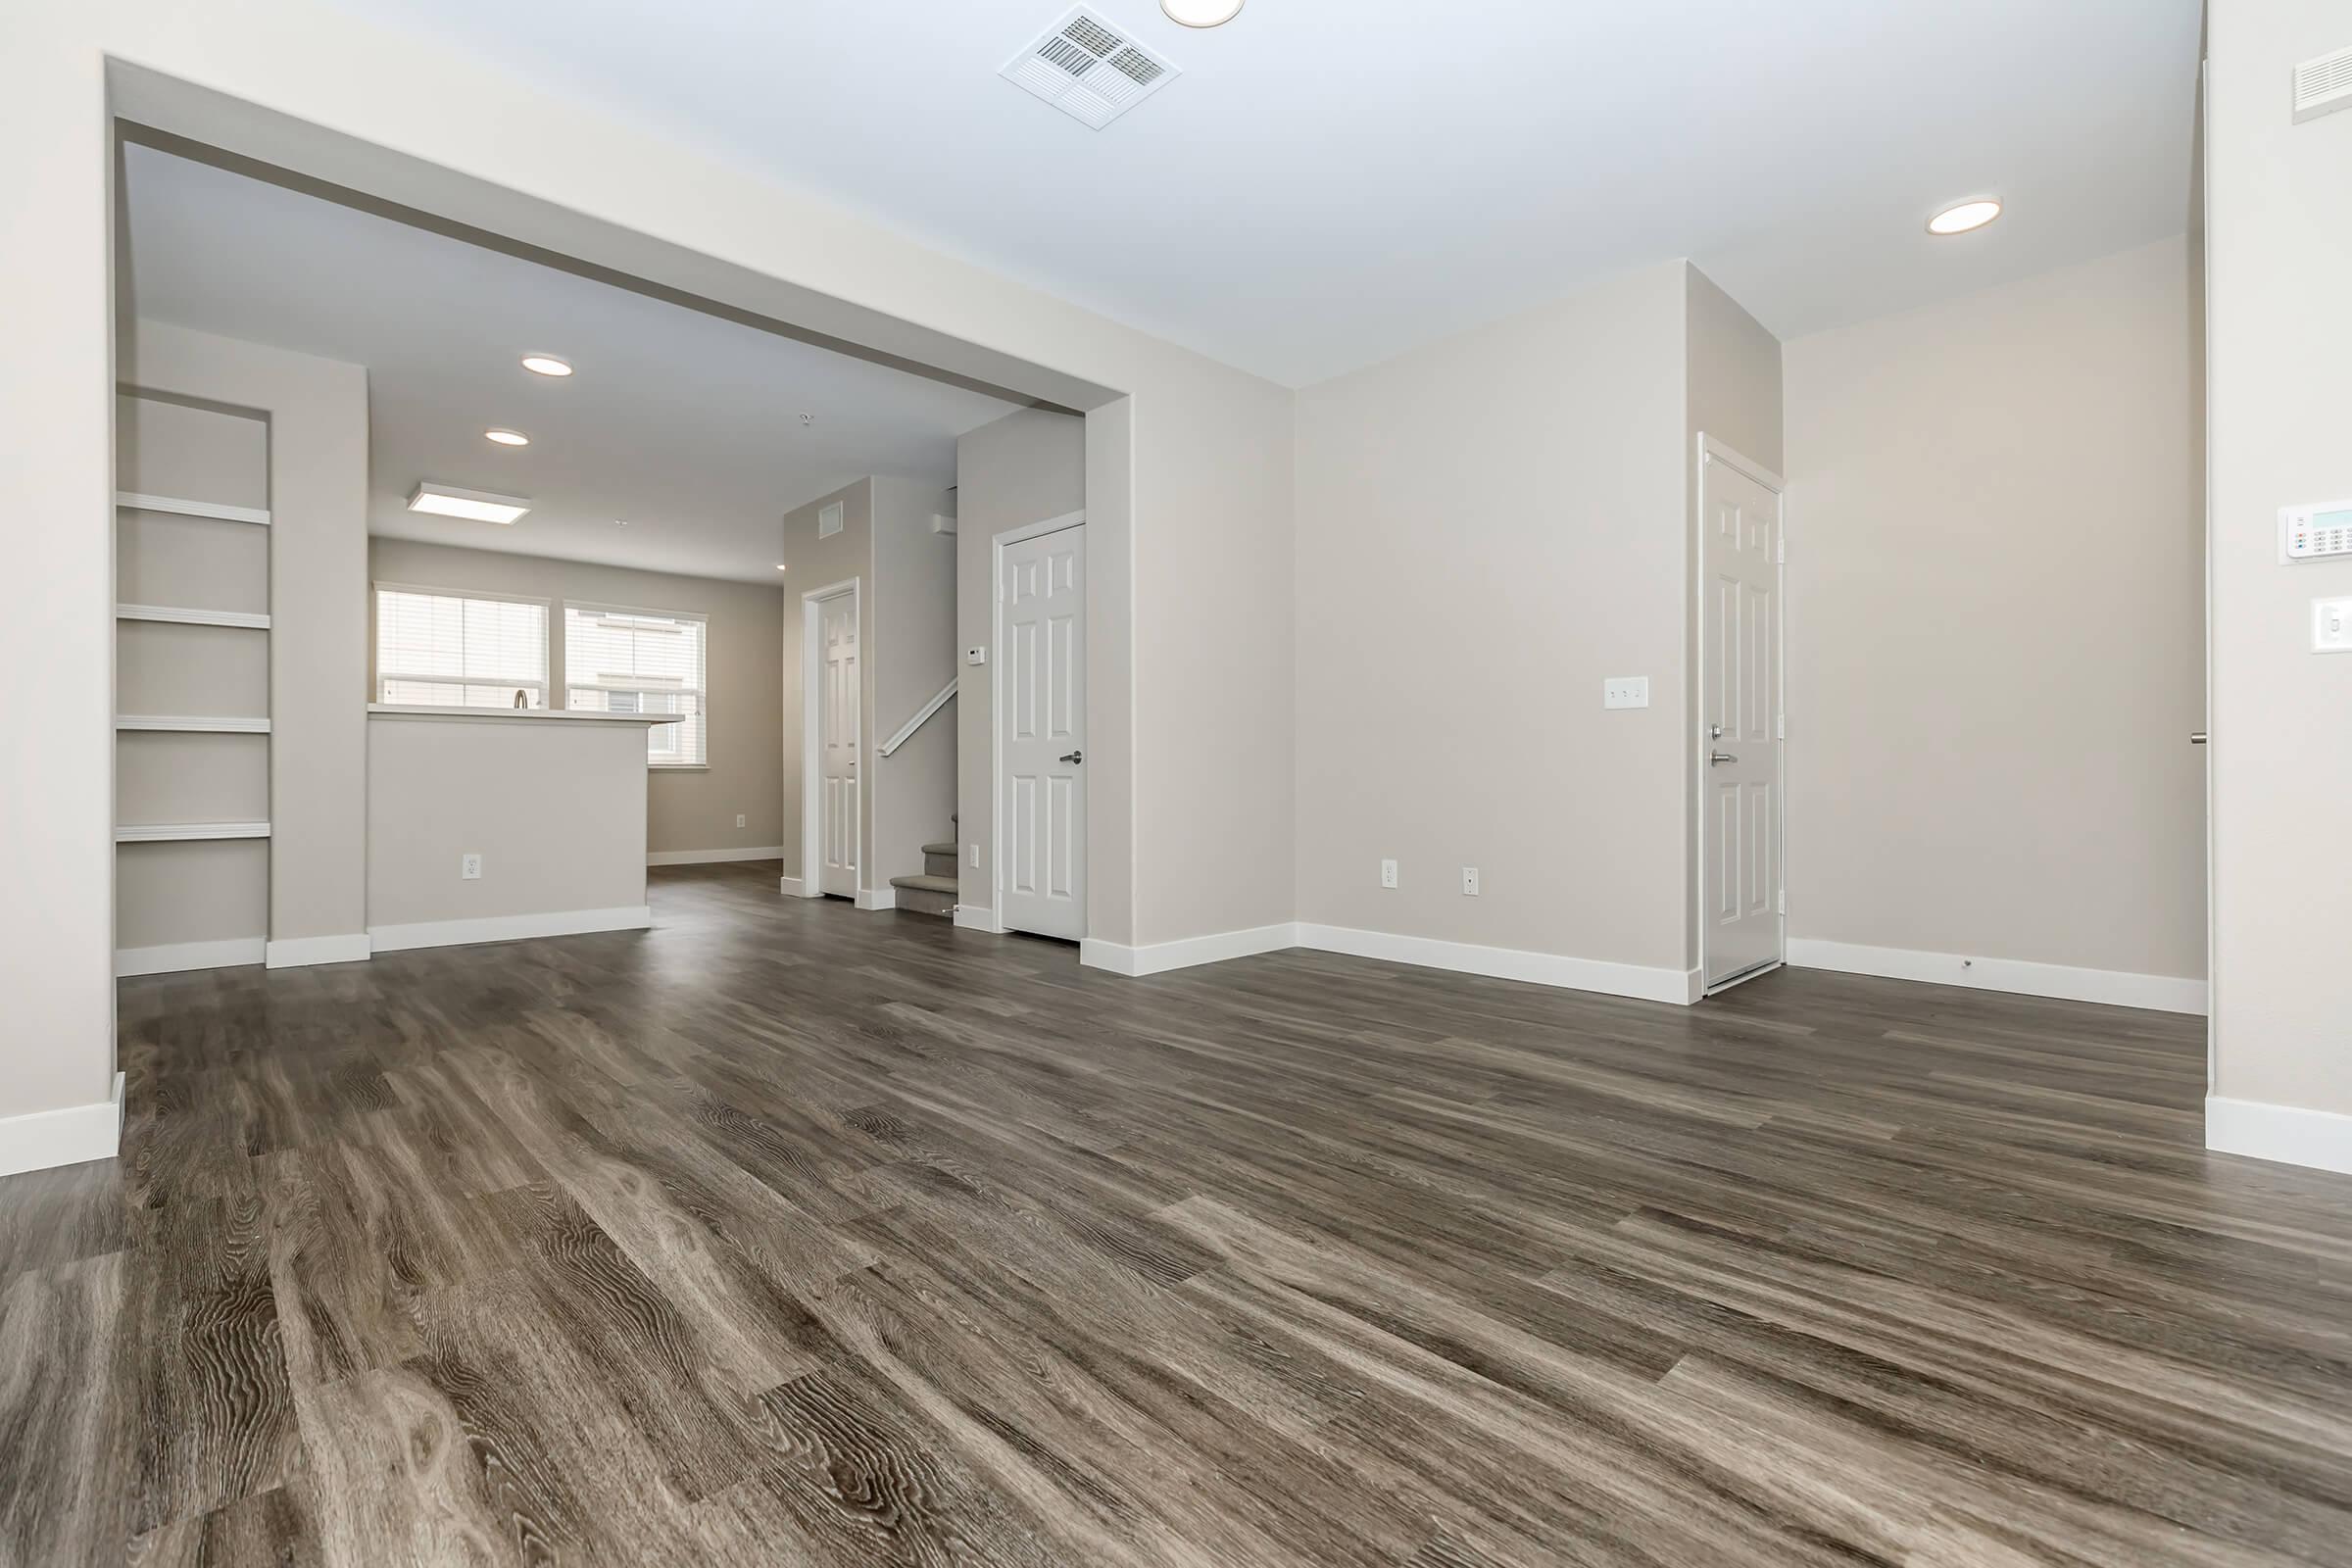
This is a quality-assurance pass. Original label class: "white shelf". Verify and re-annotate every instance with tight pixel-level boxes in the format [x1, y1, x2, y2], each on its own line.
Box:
[116, 821, 271, 843]
[116, 491, 271, 527]
[117, 604, 271, 630]
[116, 714, 272, 733]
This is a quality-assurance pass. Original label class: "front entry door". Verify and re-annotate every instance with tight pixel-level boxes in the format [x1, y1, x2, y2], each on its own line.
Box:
[999, 523, 1087, 940]
[818, 589, 859, 900]
[1700, 444, 1785, 992]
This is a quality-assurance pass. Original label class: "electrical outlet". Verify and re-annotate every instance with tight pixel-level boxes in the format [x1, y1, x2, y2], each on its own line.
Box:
[1603, 676, 1650, 710]
[736, 813, 747, 828]
[1461, 866, 1480, 896]
[1380, 858, 1398, 890]
[461, 853, 483, 881]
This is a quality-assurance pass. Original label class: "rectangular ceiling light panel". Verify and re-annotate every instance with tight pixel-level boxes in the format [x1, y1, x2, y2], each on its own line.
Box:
[408, 482, 533, 524]
[1002, 6, 1181, 129]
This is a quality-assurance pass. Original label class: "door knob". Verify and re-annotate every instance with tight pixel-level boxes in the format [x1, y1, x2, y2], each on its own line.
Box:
[1060, 750, 1085, 764]
[1709, 752, 1739, 765]
[2189, 731, 2208, 745]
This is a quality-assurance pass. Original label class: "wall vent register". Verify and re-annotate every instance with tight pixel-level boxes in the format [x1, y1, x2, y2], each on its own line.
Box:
[2294, 43, 2352, 123]
[2281, 500, 2352, 562]
[1003, 6, 1182, 129]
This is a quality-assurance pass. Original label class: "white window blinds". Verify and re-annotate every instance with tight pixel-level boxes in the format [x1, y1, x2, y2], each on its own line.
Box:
[375, 586, 548, 709]
[564, 604, 708, 766]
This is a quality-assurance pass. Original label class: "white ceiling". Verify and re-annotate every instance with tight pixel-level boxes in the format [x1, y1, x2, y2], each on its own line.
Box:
[325, 0, 2204, 387]
[119, 144, 1024, 583]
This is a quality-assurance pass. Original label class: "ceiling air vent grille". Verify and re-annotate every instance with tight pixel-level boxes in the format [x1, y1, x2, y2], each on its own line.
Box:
[1002, 6, 1182, 129]
[2294, 44, 2352, 123]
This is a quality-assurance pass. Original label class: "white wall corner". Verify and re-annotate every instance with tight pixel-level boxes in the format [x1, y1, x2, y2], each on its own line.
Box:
[265, 933, 373, 969]
[1080, 923, 1299, 977]
[0, 1071, 125, 1179]
[856, 888, 899, 912]
[1296, 924, 1697, 1006]
[1787, 938, 2207, 1015]
[954, 905, 1004, 934]
[648, 846, 786, 866]
[2206, 1096, 2352, 1178]
[367, 906, 652, 955]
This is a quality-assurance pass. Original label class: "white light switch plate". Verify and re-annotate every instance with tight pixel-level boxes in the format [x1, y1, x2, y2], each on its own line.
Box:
[2317, 597, 2352, 653]
[1603, 676, 1649, 710]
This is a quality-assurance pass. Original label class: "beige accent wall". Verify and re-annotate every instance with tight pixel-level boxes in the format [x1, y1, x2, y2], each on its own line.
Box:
[365, 713, 649, 929]
[955, 410, 1088, 919]
[368, 537, 784, 858]
[1783, 238, 2204, 983]
[2208, 0, 2352, 1118]
[121, 321, 372, 951]
[1295, 262, 1691, 972]
[779, 478, 878, 891]
[869, 476, 958, 887]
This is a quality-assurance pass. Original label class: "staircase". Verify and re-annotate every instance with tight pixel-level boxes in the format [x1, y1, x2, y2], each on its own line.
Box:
[888, 826, 959, 917]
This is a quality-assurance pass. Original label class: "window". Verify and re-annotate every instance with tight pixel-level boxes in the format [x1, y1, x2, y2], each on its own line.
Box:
[374, 585, 548, 709]
[564, 604, 708, 766]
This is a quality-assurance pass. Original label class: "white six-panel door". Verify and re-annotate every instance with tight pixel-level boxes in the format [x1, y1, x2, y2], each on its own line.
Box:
[999, 523, 1087, 940]
[1699, 445, 1785, 992]
[818, 589, 859, 900]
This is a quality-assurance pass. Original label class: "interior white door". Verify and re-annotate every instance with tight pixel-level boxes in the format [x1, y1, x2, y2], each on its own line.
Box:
[999, 523, 1087, 940]
[1700, 448, 1785, 992]
[818, 589, 859, 900]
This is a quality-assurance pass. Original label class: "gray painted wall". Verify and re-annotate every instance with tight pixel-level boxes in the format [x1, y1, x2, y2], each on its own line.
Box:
[868, 475, 958, 887]
[1784, 237, 2203, 984]
[2208, 0, 2352, 1120]
[955, 410, 1088, 918]
[368, 536, 785, 858]
[1295, 261, 1691, 974]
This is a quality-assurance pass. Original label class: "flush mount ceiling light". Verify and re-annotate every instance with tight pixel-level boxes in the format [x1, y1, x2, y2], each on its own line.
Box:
[519, 354, 573, 377]
[1928, 198, 2003, 235]
[484, 428, 530, 446]
[407, 482, 532, 524]
[1162, 0, 1243, 24]
[776, 564, 789, 571]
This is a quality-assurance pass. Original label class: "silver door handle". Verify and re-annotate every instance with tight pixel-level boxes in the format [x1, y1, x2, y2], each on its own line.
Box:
[2189, 732, 2207, 745]
[1060, 750, 1084, 764]
[1710, 752, 1739, 765]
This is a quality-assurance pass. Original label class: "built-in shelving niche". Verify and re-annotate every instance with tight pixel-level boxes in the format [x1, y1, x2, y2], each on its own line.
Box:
[114, 391, 271, 977]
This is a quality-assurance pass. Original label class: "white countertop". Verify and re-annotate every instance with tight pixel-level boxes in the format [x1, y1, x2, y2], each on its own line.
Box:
[367, 704, 683, 726]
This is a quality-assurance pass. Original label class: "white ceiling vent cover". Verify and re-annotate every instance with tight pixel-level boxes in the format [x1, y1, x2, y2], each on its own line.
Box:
[2293, 43, 2352, 123]
[1002, 6, 1181, 129]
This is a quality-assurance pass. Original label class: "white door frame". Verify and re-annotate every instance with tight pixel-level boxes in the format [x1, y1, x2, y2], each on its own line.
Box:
[990, 510, 1087, 937]
[1692, 433, 1788, 996]
[796, 576, 859, 901]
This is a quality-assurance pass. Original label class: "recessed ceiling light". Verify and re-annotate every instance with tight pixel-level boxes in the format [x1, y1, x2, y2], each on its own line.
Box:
[1928, 199, 2002, 236]
[1163, 0, 1244, 24]
[520, 355, 573, 377]
[484, 428, 529, 446]
[407, 482, 532, 524]
[776, 564, 789, 571]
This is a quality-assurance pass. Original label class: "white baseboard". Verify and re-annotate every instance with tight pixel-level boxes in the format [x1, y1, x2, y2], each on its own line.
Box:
[856, 888, 898, 911]
[0, 1071, 125, 1178]
[116, 937, 264, 977]
[954, 905, 1004, 934]
[368, 905, 653, 955]
[778, 875, 811, 898]
[265, 933, 372, 969]
[2206, 1096, 2352, 1177]
[1081, 923, 1298, 977]
[1297, 923, 1697, 1005]
[1787, 938, 2207, 1015]
[648, 846, 784, 866]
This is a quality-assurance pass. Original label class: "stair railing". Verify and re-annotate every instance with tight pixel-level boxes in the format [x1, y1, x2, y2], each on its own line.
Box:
[879, 678, 957, 759]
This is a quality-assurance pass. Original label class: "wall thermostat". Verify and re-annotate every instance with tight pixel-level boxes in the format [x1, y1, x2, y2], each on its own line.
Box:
[2281, 500, 2352, 562]
[965, 647, 987, 665]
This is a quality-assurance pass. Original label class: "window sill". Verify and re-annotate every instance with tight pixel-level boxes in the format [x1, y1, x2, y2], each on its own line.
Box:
[649, 762, 710, 771]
